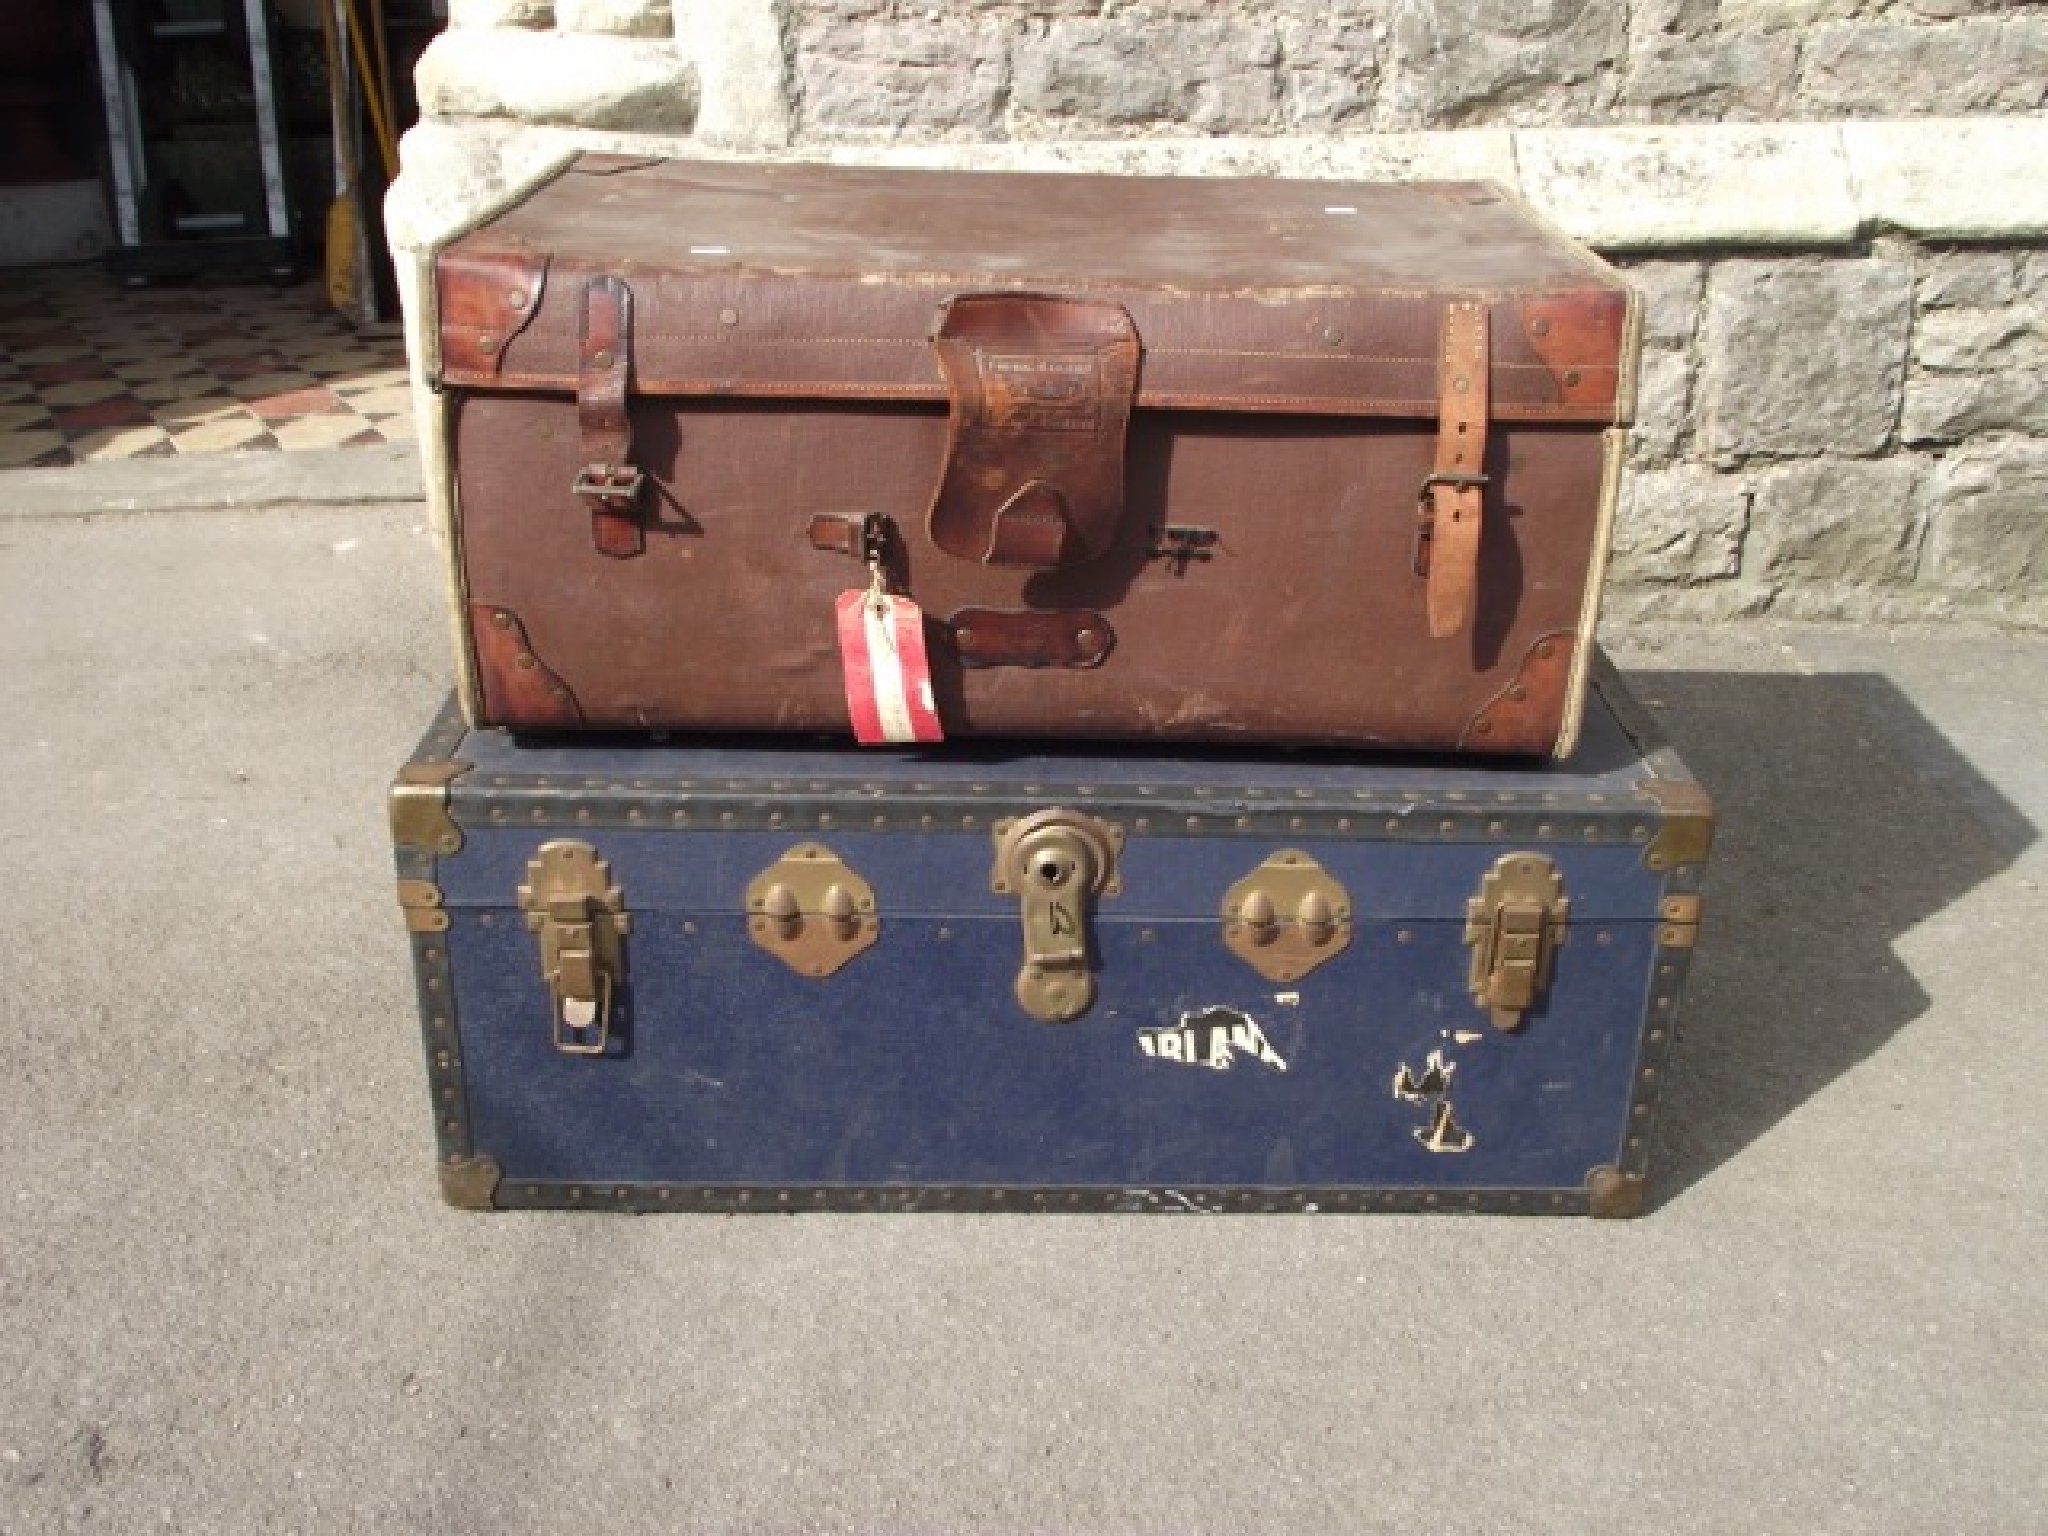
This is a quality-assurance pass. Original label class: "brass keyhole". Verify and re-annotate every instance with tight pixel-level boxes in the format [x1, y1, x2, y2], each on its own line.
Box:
[1031, 852, 1075, 888]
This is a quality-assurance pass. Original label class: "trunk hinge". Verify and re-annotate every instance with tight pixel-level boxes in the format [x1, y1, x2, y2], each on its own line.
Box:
[1464, 852, 1568, 1031]
[519, 840, 632, 1054]
[1658, 892, 1703, 950]
[397, 878, 449, 933]
[575, 275, 646, 558]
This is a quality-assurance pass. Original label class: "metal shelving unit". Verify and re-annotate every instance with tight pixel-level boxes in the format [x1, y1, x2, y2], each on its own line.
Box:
[90, 0, 296, 282]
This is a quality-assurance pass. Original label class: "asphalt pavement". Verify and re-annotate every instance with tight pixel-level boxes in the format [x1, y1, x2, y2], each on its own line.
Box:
[1, 458, 2043, 1534]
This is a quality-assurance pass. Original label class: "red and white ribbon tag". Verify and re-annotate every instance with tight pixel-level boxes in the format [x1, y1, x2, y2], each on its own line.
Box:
[836, 588, 944, 745]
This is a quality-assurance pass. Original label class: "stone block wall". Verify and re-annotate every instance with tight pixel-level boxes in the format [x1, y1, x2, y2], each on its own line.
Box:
[1609, 247, 2048, 622]
[786, 0, 2048, 142]
[390, 0, 2048, 624]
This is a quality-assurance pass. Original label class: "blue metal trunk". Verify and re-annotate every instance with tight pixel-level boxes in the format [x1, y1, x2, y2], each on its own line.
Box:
[391, 659, 1711, 1217]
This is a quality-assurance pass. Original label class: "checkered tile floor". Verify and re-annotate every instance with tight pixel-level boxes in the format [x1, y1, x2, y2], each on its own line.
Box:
[0, 265, 412, 469]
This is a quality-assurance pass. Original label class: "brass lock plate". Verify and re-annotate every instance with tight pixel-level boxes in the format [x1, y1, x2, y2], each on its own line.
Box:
[991, 809, 1124, 1023]
[1464, 852, 1568, 1032]
[744, 843, 879, 977]
[518, 839, 632, 1055]
[1221, 850, 1353, 983]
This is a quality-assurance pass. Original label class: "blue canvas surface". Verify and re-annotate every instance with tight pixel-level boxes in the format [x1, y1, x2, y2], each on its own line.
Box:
[447, 905, 1657, 1191]
[421, 676, 1690, 1198]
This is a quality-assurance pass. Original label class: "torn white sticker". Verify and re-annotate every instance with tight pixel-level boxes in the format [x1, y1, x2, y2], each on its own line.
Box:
[1416, 1100, 1475, 1154]
[1392, 1049, 1475, 1153]
[1393, 1049, 1455, 1102]
[1138, 1007, 1288, 1073]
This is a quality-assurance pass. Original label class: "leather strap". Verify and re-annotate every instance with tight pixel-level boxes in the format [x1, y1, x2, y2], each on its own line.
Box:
[576, 275, 644, 559]
[927, 294, 1140, 569]
[1424, 301, 1490, 639]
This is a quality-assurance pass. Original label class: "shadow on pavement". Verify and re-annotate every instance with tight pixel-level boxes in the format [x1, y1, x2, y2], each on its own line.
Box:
[1630, 668, 2035, 1205]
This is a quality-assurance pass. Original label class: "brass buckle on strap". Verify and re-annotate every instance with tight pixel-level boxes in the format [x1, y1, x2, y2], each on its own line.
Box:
[1413, 472, 1489, 577]
[572, 464, 646, 505]
[1419, 470, 1490, 497]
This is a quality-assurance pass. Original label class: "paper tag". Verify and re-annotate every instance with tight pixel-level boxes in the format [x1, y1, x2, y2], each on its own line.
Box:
[836, 589, 944, 745]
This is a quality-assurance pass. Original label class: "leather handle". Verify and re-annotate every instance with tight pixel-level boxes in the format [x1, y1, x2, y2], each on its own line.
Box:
[948, 607, 1115, 669]
[926, 294, 1140, 570]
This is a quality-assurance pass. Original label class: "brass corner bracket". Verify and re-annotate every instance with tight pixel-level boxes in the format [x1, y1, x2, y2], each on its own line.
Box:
[1636, 775, 1715, 872]
[440, 1155, 503, 1210]
[391, 758, 473, 856]
[1586, 1165, 1648, 1220]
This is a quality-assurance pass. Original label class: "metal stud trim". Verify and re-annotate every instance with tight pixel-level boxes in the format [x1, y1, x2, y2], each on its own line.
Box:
[410, 927, 476, 1167]
[483, 1182, 1595, 1215]
[1613, 897, 1703, 1182]
[451, 786, 1660, 845]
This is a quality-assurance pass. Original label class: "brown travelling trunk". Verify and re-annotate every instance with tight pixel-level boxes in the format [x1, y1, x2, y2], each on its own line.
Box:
[425, 155, 1638, 754]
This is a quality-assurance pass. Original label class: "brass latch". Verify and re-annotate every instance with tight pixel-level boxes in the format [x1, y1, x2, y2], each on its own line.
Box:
[518, 840, 631, 1055]
[745, 843, 879, 977]
[1464, 852, 1568, 1031]
[991, 809, 1124, 1023]
[1221, 850, 1352, 983]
